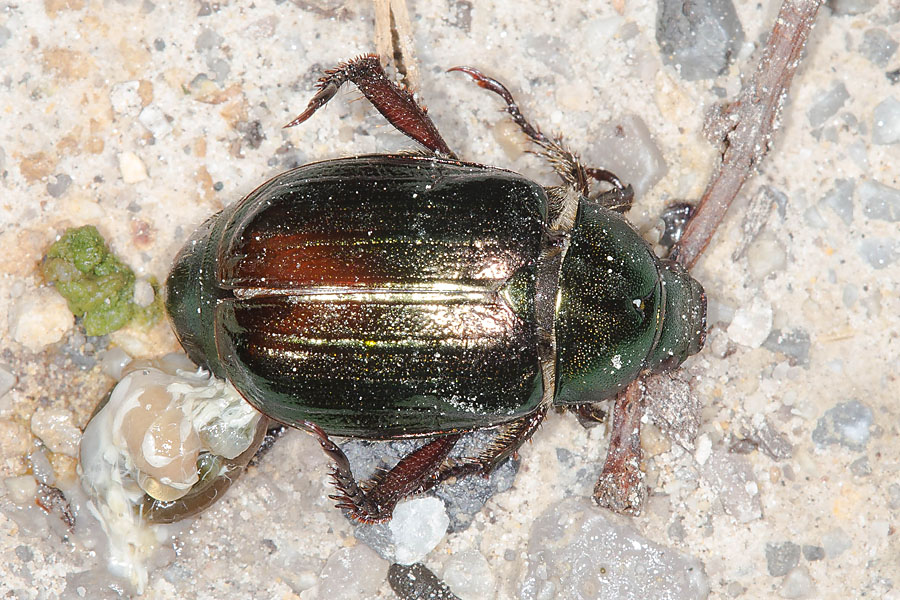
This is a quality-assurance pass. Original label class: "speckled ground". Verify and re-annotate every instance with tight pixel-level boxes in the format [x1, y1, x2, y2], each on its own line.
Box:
[1, 1, 898, 599]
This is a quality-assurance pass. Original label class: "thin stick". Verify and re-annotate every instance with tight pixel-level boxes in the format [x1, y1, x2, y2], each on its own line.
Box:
[372, 0, 421, 92]
[670, 0, 824, 270]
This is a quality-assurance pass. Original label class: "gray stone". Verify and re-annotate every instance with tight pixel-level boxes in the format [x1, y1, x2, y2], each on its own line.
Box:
[520, 498, 709, 600]
[849, 456, 871, 476]
[888, 483, 900, 510]
[860, 180, 900, 222]
[818, 178, 854, 224]
[812, 400, 873, 451]
[318, 546, 389, 600]
[873, 97, 900, 145]
[765, 541, 800, 577]
[195, 27, 222, 51]
[827, 0, 877, 15]
[702, 448, 762, 523]
[859, 29, 898, 68]
[656, 0, 744, 80]
[858, 238, 900, 269]
[46, 173, 72, 198]
[802, 545, 825, 561]
[587, 115, 667, 198]
[780, 566, 814, 598]
[807, 82, 850, 129]
[763, 328, 811, 368]
[822, 528, 852, 558]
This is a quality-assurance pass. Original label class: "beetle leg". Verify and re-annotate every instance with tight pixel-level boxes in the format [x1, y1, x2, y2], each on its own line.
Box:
[592, 379, 647, 515]
[449, 66, 632, 210]
[432, 407, 548, 485]
[287, 54, 456, 158]
[298, 421, 460, 523]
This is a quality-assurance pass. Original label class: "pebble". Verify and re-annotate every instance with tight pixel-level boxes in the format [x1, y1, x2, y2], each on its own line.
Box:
[745, 232, 787, 280]
[765, 541, 800, 576]
[138, 105, 173, 139]
[859, 29, 898, 68]
[763, 329, 811, 367]
[655, 0, 744, 80]
[388, 497, 450, 565]
[780, 566, 814, 598]
[0, 365, 16, 398]
[888, 483, 900, 510]
[29, 447, 56, 486]
[872, 96, 900, 145]
[802, 545, 825, 561]
[30, 407, 83, 457]
[819, 178, 854, 224]
[858, 238, 899, 269]
[702, 447, 762, 523]
[46, 173, 72, 198]
[811, 400, 873, 451]
[0, 419, 32, 457]
[860, 179, 900, 222]
[8, 287, 74, 352]
[827, 0, 876, 15]
[806, 81, 849, 128]
[0, 25, 10, 47]
[821, 528, 852, 558]
[316, 545, 388, 600]
[587, 115, 667, 198]
[109, 80, 143, 115]
[442, 549, 496, 600]
[3, 475, 38, 505]
[119, 151, 148, 183]
[520, 498, 709, 599]
[849, 456, 871, 476]
[727, 297, 773, 348]
[132, 279, 155, 308]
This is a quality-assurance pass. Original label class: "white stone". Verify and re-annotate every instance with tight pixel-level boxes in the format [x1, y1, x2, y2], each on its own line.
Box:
[8, 287, 73, 351]
[119, 151, 148, 183]
[109, 80, 142, 115]
[30, 407, 83, 457]
[443, 549, 496, 600]
[389, 497, 449, 565]
[138, 105, 173, 139]
[727, 297, 773, 348]
[0, 365, 16, 398]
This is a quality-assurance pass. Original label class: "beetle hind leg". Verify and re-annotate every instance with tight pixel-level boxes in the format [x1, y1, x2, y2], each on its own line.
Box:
[288, 54, 456, 158]
[299, 421, 460, 523]
[449, 66, 632, 212]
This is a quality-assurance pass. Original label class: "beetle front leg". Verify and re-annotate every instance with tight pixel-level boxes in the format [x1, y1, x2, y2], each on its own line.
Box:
[288, 54, 456, 158]
[299, 421, 460, 523]
[449, 66, 631, 211]
[593, 379, 647, 515]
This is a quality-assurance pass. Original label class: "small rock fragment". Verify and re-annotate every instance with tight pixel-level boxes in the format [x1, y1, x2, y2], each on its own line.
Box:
[442, 549, 495, 600]
[888, 483, 900, 510]
[763, 329, 811, 367]
[317, 545, 389, 600]
[644, 372, 701, 451]
[806, 81, 849, 128]
[587, 115, 667, 197]
[109, 80, 142, 115]
[849, 456, 871, 476]
[811, 400, 873, 451]
[858, 238, 899, 269]
[859, 29, 898, 68]
[655, 0, 744, 80]
[46, 173, 72, 198]
[780, 566, 814, 598]
[819, 178, 854, 224]
[766, 541, 800, 576]
[727, 298, 773, 348]
[389, 497, 449, 565]
[802, 545, 825, 561]
[746, 232, 787, 280]
[703, 447, 762, 523]
[0, 366, 16, 398]
[0, 25, 10, 47]
[30, 407, 82, 457]
[860, 180, 900, 222]
[8, 287, 74, 351]
[827, 0, 876, 15]
[520, 498, 709, 599]
[138, 105, 173, 139]
[872, 97, 900, 145]
[4, 475, 38, 505]
[119, 151, 148, 183]
[821, 528, 852, 558]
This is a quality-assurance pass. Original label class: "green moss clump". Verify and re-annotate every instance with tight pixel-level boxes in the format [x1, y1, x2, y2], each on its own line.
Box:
[41, 225, 161, 335]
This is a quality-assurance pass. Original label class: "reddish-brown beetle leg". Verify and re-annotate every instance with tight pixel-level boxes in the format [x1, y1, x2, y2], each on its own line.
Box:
[288, 54, 456, 158]
[299, 421, 460, 523]
[593, 379, 647, 515]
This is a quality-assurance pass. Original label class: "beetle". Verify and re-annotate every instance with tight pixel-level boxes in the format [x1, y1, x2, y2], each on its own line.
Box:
[164, 54, 706, 522]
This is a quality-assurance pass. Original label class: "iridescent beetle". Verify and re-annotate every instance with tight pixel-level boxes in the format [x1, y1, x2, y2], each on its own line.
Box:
[165, 55, 706, 522]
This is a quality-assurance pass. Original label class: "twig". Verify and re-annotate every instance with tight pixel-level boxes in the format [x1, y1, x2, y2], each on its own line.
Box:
[373, 0, 421, 91]
[596, 0, 823, 516]
[670, 0, 824, 270]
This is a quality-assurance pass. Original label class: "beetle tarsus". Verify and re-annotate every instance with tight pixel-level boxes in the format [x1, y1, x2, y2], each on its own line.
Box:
[287, 54, 456, 158]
